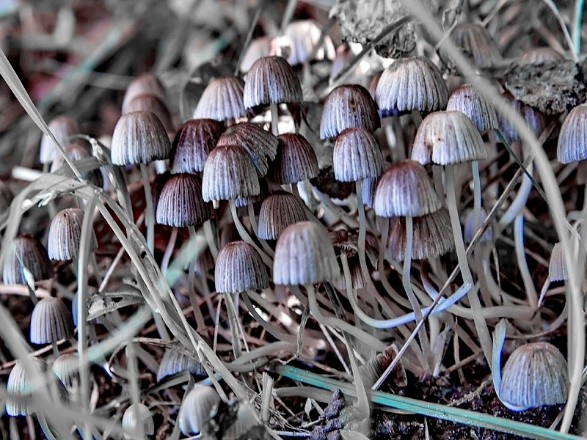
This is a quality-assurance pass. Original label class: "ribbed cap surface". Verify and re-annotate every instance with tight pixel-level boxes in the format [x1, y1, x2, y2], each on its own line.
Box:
[320, 84, 379, 139]
[412, 110, 487, 165]
[283, 20, 335, 65]
[122, 403, 154, 437]
[243, 56, 302, 109]
[273, 221, 340, 285]
[217, 123, 278, 176]
[387, 208, 454, 261]
[361, 176, 378, 208]
[374, 160, 442, 218]
[30, 296, 74, 344]
[446, 84, 498, 133]
[170, 119, 224, 173]
[214, 241, 269, 293]
[520, 47, 564, 65]
[52, 353, 79, 390]
[258, 191, 307, 240]
[548, 242, 567, 282]
[6, 358, 46, 416]
[111, 111, 171, 165]
[272, 133, 319, 184]
[558, 104, 587, 164]
[194, 76, 246, 122]
[333, 127, 383, 182]
[40, 116, 80, 164]
[47, 208, 90, 261]
[123, 94, 174, 132]
[375, 57, 448, 117]
[499, 93, 546, 145]
[202, 144, 260, 201]
[500, 342, 569, 409]
[178, 385, 221, 435]
[240, 37, 271, 73]
[3, 235, 52, 285]
[155, 174, 211, 227]
[122, 73, 165, 111]
[157, 346, 205, 382]
[447, 23, 502, 68]
[50, 140, 103, 186]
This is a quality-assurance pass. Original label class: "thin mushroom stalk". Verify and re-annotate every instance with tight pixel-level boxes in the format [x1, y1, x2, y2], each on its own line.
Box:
[139, 163, 155, 254]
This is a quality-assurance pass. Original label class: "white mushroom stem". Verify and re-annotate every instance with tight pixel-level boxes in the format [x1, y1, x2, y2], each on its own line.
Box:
[270, 103, 279, 137]
[139, 163, 155, 254]
[445, 166, 493, 365]
[514, 214, 538, 309]
[203, 220, 218, 260]
[160, 227, 178, 275]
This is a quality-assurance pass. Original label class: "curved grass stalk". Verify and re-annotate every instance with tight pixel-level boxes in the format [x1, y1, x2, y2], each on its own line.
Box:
[229, 199, 273, 267]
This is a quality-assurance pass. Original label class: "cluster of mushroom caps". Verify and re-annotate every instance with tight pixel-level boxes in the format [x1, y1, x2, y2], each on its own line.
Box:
[1, 19, 580, 436]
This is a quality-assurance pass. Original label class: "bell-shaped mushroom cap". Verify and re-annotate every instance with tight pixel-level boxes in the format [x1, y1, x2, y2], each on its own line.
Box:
[6, 358, 46, 416]
[446, 23, 502, 69]
[52, 353, 79, 390]
[155, 174, 211, 227]
[214, 241, 269, 293]
[123, 94, 174, 133]
[464, 207, 493, 244]
[412, 110, 487, 165]
[223, 403, 259, 440]
[320, 84, 380, 139]
[243, 56, 303, 109]
[499, 92, 546, 145]
[178, 385, 221, 436]
[283, 20, 335, 66]
[157, 346, 205, 382]
[387, 208, 455, 261]
[122, 403, 154, 438]
[258, 191, 307, 240]
[519, 47, 564, 65]
[240, 37, 272, 73]
[122, 73, 165, 112]
[500, 342, 569, 409]
[548, 242, 568, 282]
[446, 84, 498, 133]
[273, 221, 340, 285]
[217, 123, 278, 176]
[40, 116, 80, 164]
[272, 133, 319, 184]
[170, 119, 224, 173]
[557, 104, 587, 164]
[333, 127, 384, 182]
[111, 111, 171, 165]
[194, 76, 246, 122]
[30, 296, 74, 344]
[374, 160, 442, 218]
[375, 57, 448, 117]
[3, 235, 52, 285]
[202, 144, 260, 202]
[47, 208, 91, 261]
[50, 140, 103, 187]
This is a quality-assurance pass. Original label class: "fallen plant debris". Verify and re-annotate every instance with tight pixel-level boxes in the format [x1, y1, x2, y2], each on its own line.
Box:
[0, 0, 585, 439]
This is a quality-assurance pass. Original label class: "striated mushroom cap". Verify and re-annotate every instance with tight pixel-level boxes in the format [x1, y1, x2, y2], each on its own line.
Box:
[557, 104, 587, 164]
[194, 76, 246, 122]
[446, 84, 498, 133]
[30, 296, 74, 345]
[258, 191, 307, 240]
[155, 173, 211, 227]
[3, 235, 52, 285]
[47, 208, 92, 261]
[332, 127, 383, 182]
[272, 133, 319, 184]
[122, 403, 154, 438]
[40, 116, 80, 164]
[243, 56, 302, 109]
[215, 241, 269, 293]
[170, 118, 224, 174]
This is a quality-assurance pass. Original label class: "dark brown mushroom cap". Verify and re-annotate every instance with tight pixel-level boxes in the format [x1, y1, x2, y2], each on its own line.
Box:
[332, 127, 384, 182]
[3, 235, 52, 285]
[111, 111, 171, 165]
[217, 122, 278, 176]
[273, 221, 340, 285]
[557, 104, 587, 164]
[375, 57, 448, 117]
[47, 208, 92, 261]
[214, 241, 269, 293]
[170, 119, 224, 174]
[30, 296, 74, 345]
[320, 84, 380, 139]
[500, 342, 569, 409]
[446, 84, 498, 133]
[272, 133, 319, 184]
[202, 144, 260, 202]
[258, 191, 307, 240]
[40, 116, 80, 164]
[374, 160, 442, 218]
[123, 94, 174, 133]
[194, 76, 246, 122]
[387, 208, 454, 261]
[243, 56, 303, 109]
[412, 110, 487, 165]
[519, 47, 564, 65]
[445, 23, 502, 69]
[122, 73, 165, 111]
[155, 174, 211, 227]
